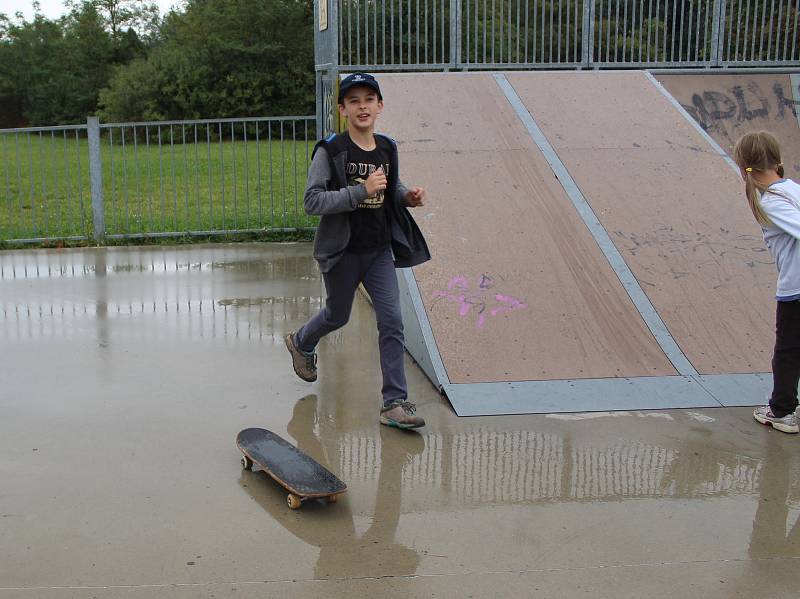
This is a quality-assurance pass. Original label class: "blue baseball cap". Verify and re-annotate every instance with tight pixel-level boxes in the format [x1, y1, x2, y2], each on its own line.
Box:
[338, 73, 382, 104]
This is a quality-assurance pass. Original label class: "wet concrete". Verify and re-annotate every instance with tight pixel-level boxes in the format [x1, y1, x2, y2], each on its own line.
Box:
[1, 243, 799, 598]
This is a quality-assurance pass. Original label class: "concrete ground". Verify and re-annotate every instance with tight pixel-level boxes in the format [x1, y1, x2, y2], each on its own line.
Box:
[1, 243, 798, 598]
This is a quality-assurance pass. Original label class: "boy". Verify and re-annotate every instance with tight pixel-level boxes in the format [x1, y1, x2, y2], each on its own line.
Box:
[285, 72, 431, 429]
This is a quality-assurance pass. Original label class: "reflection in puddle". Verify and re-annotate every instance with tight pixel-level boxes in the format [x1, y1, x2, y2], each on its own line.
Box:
[334, 428, 767, 506]
[0, 248, 320, 281]
[1, 297, 323, 343]
[218, 297, 294, 307]
[240, 396, 423, 581]
[1, 246, 324, 342]
[241, 395, 799, 580]
[247, 396, 782, 513]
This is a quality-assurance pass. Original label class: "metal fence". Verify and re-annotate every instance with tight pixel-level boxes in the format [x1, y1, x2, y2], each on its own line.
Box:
[5, 2, 798, 244]
[332, 0, 800, 69]
[0, 116, 316, 245]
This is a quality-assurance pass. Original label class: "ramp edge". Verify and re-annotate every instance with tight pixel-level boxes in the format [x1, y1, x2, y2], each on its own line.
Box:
[644, 72, 740, 173]
[398, 267, 450, 391]
[445, 373, 770, 416]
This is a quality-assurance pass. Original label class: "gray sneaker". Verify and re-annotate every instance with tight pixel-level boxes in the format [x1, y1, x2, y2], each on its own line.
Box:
[285, 332, 317, 382]
[753, 405, 799, 434]
[380, 401, 425, 429]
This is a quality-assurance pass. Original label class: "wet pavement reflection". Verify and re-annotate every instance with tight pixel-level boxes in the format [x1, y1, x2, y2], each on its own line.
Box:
[240, 395, 423, 580]
[749, 434, 800, 559]
[1, 244, 798, 597]
[0, 245, 324, 345]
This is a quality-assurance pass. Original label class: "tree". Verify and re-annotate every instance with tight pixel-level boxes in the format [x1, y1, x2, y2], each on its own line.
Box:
[99, 0, 315, 122]
[60, 3, 116, 119]
[0, 14, 70, 125]
[65, 0, 161, 40]
[0, 1, 157, 125]
[96, 55, 164, 121]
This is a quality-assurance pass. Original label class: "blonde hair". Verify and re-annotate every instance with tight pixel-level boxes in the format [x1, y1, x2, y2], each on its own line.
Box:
[733, 131, 785, 227]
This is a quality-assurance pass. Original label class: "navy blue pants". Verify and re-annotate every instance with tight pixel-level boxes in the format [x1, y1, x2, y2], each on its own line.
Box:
[770, 299, 800, 418]
[295, 247, 407, 406]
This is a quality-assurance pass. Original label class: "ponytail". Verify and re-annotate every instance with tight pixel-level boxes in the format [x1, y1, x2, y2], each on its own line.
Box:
[743, 170, 773, 227]
[734, 132, 788, 228]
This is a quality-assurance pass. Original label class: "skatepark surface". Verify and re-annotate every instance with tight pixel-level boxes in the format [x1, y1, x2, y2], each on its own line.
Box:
[2, 244, 799, 598]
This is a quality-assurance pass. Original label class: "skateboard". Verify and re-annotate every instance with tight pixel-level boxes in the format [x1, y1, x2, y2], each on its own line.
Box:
[236, 427, 347, 509]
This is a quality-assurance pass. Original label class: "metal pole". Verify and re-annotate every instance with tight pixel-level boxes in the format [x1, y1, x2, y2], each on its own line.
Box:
[791, 73, 800, 128]
[316, 72, 324, 138]
[710, 0, 725, 66]
[582, 0, 595, 68]
[315, 0, 339, 139]
[450, 0, 462, 68]
[87, 116, 105, 243]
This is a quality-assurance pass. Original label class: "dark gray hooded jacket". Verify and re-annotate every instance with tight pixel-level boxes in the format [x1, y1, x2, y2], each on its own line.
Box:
[303, 132, 431, 273]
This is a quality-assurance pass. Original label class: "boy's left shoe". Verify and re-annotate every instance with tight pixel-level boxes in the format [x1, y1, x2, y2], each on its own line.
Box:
[380, 401, 425, 429]
[285, 332, 317, 382]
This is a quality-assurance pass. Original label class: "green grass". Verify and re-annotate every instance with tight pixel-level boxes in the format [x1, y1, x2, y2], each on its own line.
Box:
[0, 127, 318, 243]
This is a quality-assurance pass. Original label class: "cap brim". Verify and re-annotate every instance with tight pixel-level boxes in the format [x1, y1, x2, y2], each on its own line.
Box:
[338, 82, 382, 103]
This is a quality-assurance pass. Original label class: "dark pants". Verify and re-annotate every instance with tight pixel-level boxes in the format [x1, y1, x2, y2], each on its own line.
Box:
[295, 247, 407, 406]
[769, 299, 800, 418]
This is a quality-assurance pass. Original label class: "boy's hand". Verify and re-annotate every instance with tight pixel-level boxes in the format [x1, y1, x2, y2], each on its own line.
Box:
[364, 167, 387, 197]
[405, 187, 426, 207]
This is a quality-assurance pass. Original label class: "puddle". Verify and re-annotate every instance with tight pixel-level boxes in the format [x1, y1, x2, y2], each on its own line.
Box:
[218, 297, 289, 307]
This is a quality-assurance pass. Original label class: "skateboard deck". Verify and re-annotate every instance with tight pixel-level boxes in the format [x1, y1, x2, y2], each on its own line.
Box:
[236, 427, 347, 509]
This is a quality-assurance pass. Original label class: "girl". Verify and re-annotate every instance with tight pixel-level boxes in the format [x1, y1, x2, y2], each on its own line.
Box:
[734, 131, 800, 434]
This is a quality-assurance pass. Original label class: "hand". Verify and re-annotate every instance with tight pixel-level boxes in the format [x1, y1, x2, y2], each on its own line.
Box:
[405, 186, 426, 207]
[364, 167, 387, 196]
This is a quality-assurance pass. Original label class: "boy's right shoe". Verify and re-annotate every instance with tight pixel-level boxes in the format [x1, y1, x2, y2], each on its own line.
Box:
[285, 332, 317, 382]
[753, 405, 799, 434]
[380, 401, 425, 429]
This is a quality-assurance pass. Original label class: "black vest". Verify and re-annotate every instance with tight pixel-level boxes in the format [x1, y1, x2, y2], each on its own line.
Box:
[314, 132, 431, 269]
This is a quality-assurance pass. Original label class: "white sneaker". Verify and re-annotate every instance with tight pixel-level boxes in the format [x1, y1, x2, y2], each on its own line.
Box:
[753, 405, 799, 434]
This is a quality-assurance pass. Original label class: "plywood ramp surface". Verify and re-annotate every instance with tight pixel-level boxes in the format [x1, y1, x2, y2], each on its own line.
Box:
[377, 73, 675, 383]
[506, 71, 775, 374]
[656, 73, 800, 179]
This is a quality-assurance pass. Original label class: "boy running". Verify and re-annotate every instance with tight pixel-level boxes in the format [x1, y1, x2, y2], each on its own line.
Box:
[285, 72, 431, 429]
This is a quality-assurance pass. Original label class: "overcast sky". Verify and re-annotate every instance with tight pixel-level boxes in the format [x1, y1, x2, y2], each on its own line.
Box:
[1, 0, 181, 22]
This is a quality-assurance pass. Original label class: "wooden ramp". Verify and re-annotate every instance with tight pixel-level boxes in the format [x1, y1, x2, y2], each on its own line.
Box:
[376, 71, 782, 415]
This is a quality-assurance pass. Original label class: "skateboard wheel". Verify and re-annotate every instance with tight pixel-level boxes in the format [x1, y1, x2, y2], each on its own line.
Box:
[328, 494, 338, 503]
[287, 494, 302, 509]
[241, 456, 253, 470]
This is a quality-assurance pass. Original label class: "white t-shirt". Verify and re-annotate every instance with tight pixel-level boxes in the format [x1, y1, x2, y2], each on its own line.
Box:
[760, 178, 800, 300]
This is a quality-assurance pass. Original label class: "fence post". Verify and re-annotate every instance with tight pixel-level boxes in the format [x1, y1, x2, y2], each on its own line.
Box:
[315, 0, 340, 138]
[450, 0, 462, 70]
[710, 0, 726, 67]
[87, 116, 105, 243]
[581, 0, 596, 69]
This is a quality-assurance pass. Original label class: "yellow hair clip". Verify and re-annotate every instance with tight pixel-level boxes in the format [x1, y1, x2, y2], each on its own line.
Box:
[745, 167, 753, 173]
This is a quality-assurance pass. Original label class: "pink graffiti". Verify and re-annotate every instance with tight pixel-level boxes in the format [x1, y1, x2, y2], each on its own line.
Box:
[432, 275, 526, 329]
